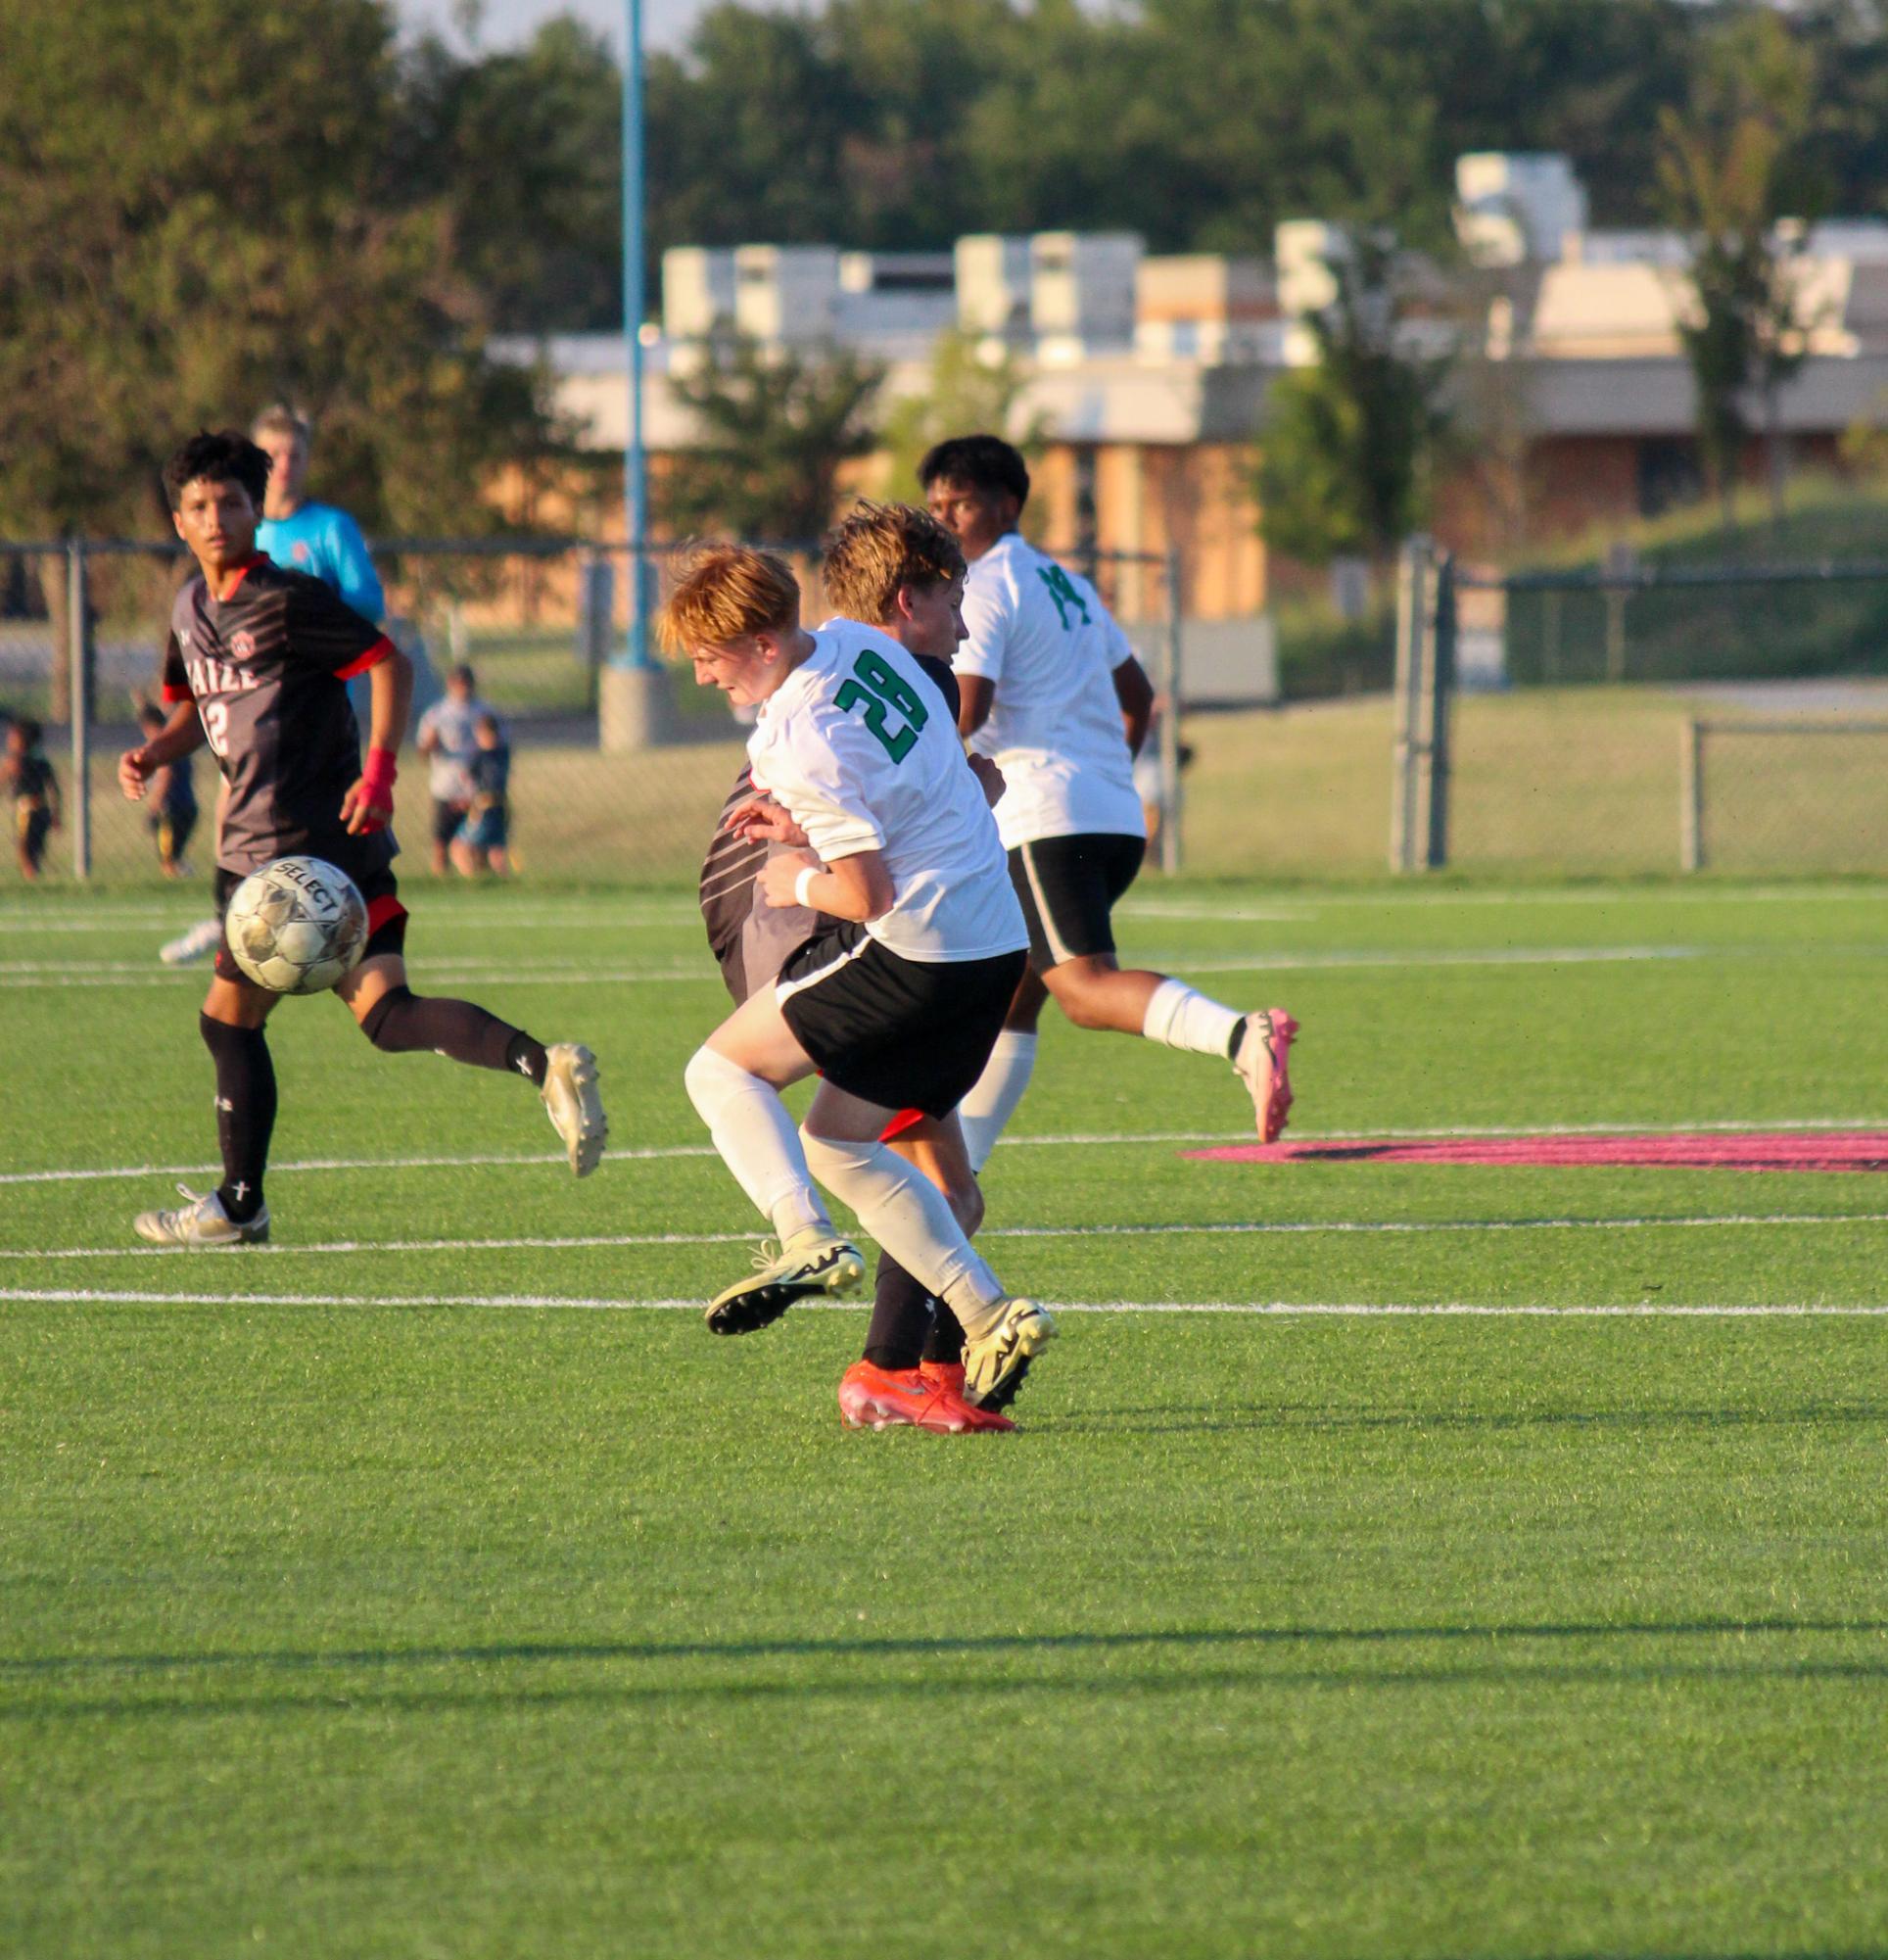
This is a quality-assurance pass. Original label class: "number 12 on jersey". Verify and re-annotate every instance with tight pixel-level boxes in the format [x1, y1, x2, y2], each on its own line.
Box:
[835, 648, 929, 762]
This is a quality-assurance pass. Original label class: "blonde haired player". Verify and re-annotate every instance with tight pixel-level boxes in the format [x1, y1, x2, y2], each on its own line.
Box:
[664, 543, 1055, 1416]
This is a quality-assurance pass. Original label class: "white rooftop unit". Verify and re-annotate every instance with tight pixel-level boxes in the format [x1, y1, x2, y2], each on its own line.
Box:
[663, 247, 737, 340]
[1275, 220, 1352, 319]
[834, 252, 957, 341]
[956, 234, 1034, 338]
[1029, 231, 1142, 348]
[733, 245, 844, 345]
[1455, 153, 1589, 266]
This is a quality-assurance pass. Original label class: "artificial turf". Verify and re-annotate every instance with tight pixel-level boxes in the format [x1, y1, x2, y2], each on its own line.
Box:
[2, 879, 1884, 1958]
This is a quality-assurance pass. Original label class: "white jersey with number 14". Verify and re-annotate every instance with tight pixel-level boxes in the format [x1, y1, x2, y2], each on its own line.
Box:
[747, 620, 1027, 965]
[955, 531, 1147, 851]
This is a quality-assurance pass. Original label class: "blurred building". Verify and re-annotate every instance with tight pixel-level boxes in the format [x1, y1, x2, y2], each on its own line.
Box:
[496, 159, 1888, 649]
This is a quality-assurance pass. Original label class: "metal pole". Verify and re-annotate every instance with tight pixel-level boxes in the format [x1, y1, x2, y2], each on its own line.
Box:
[1426, 552, 1454, 870]
[1680, 715, 1704, 872]
[1390, 538, 1425, 872]
[1159, 547, 1183, 875]
[621, 0, 652, 669]
[66, 541, 91, 881]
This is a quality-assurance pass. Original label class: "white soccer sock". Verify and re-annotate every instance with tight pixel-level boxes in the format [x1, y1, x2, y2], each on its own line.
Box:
[958, 1029, 1037, 1173]
[684, 1046, 831, 1243]
[800, 1131, 1008, 1339]
[1142, 978, 1243, 1059]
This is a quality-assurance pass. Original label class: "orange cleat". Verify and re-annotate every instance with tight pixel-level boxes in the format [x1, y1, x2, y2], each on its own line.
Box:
[839, 1361, 1015, 1434]
[1233, 1007, 1298, 1143]
[918, 1360, 967, 1398]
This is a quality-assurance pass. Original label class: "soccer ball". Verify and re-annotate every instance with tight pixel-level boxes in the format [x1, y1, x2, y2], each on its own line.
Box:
[225, 856, 369, 994]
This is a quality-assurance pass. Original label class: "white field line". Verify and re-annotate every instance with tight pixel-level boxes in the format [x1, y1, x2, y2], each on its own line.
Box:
[8, 1118, 1888, 1189]
[10, 1210, 1888, 1265]
[0, 945, 1793, 993]
[2, 1286, 1882, 1316]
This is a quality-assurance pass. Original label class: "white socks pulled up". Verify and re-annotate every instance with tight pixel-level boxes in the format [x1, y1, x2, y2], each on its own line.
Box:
[958, 1029, 1037, 1173]
[684, 1045, 830, 1243]
[1142, 978, 1242, 1059]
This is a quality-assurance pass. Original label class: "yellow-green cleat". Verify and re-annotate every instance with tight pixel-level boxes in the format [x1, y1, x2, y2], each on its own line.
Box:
[706, 1229, 865, 1335]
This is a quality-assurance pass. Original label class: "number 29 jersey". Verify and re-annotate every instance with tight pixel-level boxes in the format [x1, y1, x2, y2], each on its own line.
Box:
[747, 621, 1026, 965]
[160, 553, 395, 877]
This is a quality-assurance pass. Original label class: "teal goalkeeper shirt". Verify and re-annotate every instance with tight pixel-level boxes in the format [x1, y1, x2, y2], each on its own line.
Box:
[256, 502, 385, 624]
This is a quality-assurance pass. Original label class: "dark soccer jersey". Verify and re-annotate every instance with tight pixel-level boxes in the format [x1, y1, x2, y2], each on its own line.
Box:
[160, 553, 395, 876]
[696, 649, 961, 1004]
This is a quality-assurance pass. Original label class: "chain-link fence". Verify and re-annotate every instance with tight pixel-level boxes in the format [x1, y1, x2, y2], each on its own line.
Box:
[1378, 545, 1888, 877]
[0, 536, 1182, 889]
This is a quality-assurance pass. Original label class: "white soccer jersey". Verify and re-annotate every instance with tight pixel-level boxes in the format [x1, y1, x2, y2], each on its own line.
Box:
[955, 531, 1148, 850]
[748, 621, 1027, 964]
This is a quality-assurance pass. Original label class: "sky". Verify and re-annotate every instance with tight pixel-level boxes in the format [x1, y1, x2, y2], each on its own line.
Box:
[395, 0, 779, 54]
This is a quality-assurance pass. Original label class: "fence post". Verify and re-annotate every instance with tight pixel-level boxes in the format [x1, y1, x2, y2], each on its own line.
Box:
[1159, 546, 1184, 874]
[66, 540, 91, 881]
[1391, 538, 1452, 873]
[1679, 715, 1704, 872]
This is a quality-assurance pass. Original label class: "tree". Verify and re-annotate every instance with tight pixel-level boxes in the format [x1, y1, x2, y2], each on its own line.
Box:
[879, 331, 1046, 499]
[1656, 11, 1827, 529]
[0, 0, 557, 540]
[1255, 233, 1453, 574]
[662, 339, 884, 541]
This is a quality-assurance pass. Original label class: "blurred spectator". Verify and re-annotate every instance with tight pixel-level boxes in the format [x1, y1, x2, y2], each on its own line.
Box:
[1133, 700, 1194, 858]
[5, 716, 61, 881]
[450, 710, 513, 879]
[135, 701, 198, 877]
[416, 663, 491, 876]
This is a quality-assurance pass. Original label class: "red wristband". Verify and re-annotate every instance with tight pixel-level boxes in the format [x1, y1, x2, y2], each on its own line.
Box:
[361, 746, 398, 798]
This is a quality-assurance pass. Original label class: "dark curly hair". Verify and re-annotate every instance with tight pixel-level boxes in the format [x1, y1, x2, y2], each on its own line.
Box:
[162, 430, 270, 511]
[917, 434, 1030, 509]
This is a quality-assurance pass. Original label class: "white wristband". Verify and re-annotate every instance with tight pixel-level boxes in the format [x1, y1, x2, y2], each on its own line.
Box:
[792, 864, 820, 909]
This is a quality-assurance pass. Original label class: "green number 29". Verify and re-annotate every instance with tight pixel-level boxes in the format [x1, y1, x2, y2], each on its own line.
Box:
[834, 648, 929, 763]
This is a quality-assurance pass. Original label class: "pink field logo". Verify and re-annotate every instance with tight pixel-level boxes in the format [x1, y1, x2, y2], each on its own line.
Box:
[1185, 1132, 1888, 1174]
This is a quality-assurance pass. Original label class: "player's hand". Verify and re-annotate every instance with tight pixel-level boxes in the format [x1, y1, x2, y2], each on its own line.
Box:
[758, 850, 819, 909]
[968, 753, 1006, 807]
[118, 747, 152, 801]
[729, 795, 808, 847]
[340, 777, 395, 835]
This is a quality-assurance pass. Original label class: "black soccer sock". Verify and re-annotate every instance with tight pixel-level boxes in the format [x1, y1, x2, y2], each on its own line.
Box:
[200, 1013, 275, 1222]
[863, 1252, 938, 1374]
[359, 985, 547, 1082]
[920, 1302, 967, 1366]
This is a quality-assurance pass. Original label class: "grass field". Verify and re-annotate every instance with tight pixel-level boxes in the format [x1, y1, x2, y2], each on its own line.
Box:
[4, 879, 1887, 1958]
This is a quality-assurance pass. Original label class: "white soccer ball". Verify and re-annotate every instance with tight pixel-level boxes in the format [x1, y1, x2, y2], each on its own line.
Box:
[225, 856, 369, 994]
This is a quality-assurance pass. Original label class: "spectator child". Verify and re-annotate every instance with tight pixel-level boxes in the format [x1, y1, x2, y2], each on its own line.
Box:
[416, 663, 490, 876]
[451, 711, 512, 878]
[5, 717, 60, 881]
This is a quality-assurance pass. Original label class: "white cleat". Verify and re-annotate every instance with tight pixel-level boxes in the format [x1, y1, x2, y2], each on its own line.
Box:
[542, 1042, 608, 1175]
[962, 1297, 1058, 1410]
[705, 1229, 865, 1335]
[159, 918, 222, 967]
[132, 1184, 270, 1248]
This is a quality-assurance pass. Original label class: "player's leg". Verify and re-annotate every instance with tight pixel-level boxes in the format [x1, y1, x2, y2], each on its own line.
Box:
[134, 911, 280, 1247]
[335, 887, 606, 1174]
[801, 1092, 1052, 1411]
[868, 1116, 979, 1371]
[684, 985, 863, 1334]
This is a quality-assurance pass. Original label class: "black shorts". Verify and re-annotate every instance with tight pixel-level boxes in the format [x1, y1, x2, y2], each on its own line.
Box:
[433, 798, 468, 848]
[16, 805, 51, 863]
[212, 858, 407, 983]
[1008, 833, 1146, 974]
[152, 806, 197, 862]
[778, 924, 1027, 1120]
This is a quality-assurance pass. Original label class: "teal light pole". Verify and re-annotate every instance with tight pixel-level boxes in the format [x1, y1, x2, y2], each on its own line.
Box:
[621, 0, 652, 667]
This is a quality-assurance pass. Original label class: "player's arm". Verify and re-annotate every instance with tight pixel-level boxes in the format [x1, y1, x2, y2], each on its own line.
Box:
[758, 845, 893, 922]
[1112, 652, 1156, 757]
[340, 644, 413, 835]
[329, 511, 386, 624]
[956, 674, 995, 739]
[118, 701, 206, 801]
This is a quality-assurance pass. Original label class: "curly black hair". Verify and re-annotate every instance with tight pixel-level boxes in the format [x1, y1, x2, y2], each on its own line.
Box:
[161, 430, 270, 511]
[916, 434, 1030, 508]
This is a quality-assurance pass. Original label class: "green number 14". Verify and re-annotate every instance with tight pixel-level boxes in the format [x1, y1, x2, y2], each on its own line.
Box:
[834, 648, 929, 762]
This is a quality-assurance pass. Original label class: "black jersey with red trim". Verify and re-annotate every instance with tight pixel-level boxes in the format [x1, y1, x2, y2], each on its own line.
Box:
[160, 553, 396, 876]
[695, 648, 961, 1003]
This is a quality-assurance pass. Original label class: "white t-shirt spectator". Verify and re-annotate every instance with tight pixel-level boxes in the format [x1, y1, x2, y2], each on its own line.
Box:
[955, 532, 1147, 850]
[416, 695, 490, 805]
